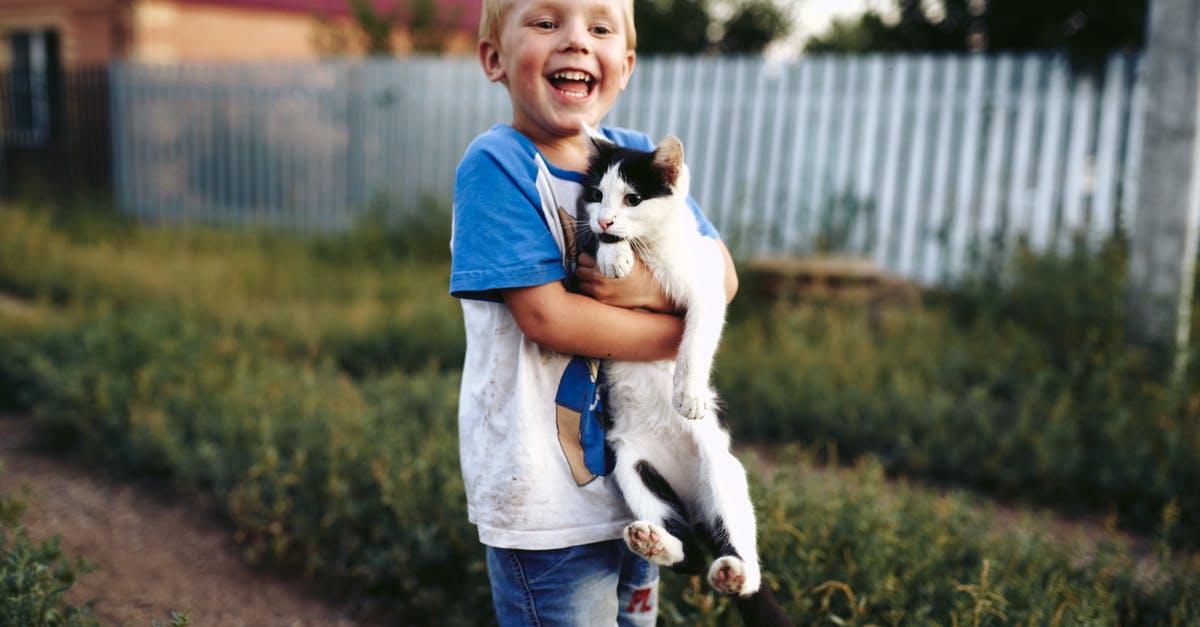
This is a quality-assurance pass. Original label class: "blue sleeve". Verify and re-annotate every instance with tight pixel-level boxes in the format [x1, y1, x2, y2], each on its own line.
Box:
[687, 196, 719, 238]
[602, 126, 719, 239]
[450, 132, 565, 302]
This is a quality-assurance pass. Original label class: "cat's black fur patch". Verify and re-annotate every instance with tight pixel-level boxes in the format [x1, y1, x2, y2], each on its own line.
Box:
[634, 460, 708, 573]
[584, 143, 674, 202]
[635, 460, 690, 527]
[702, 515, 741, 559]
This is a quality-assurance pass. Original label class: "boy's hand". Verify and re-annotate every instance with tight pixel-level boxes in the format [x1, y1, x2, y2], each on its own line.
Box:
[577, 252, 677, 314]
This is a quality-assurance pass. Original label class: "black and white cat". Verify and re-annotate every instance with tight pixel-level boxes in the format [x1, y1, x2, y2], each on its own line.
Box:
[579, 127, 768, 602]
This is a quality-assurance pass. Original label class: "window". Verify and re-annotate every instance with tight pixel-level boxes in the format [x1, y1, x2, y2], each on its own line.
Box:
[6, 28, 62, 145]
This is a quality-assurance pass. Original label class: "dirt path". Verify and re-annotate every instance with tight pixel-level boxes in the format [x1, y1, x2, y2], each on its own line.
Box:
[0, 413, 372, 627]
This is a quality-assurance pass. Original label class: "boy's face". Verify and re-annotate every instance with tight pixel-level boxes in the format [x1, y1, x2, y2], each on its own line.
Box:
[480, 0, 635, 147]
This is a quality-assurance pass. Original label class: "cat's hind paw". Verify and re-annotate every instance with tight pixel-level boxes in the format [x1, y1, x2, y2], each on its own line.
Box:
[597, 242, 635, 279]
[623, 521, 684, 566]
[708, 556, 760, 597]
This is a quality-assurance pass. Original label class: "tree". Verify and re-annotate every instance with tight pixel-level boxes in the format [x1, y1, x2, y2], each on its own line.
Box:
[309, 0, 449, 57]
[349, 0, 396, 55]
[634, 0, 713, 55]
[632, 0, 792, 55]
[806, 0, 1147, 70]
[718, 0, 793, 54]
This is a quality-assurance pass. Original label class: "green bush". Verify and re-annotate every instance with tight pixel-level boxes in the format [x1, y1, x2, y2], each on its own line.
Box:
[0, 530, 97, 627]
[718, 237, 1200, 546]
[3, 307, 488, 621]
[1, 464, 193, 627]
[2, 202, 1199, 623]
[661, 452, 1199, 626]
[0, 467, 97, 627]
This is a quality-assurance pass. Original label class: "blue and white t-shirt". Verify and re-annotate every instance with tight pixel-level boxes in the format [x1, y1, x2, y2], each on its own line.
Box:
[450, 124, 717, 550]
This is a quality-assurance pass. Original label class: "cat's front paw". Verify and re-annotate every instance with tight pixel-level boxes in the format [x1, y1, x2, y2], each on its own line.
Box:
[708, 556, 761, 597]
[597, 242, 635, 279]
[673, 387, 711, 421]
[623, 521, 684, 566]
[673, 368, 713, 420]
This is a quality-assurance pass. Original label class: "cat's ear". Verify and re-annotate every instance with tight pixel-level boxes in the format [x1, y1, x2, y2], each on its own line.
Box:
[581, 123, 614, 155]
[652, 135, 685, 186]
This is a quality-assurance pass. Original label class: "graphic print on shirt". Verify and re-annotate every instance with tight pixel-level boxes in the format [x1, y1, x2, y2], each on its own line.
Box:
[546, 198, 614, 487]
[554, 355, 612, 485]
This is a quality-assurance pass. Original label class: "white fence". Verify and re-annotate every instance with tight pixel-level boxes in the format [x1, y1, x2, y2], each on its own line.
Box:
[111, 53, 1145, 284]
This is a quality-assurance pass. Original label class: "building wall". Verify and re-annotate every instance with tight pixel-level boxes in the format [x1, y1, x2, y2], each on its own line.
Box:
[130, 0, 475, 62]
[0, 0, 126, 67]
[0, 0, 476, 68]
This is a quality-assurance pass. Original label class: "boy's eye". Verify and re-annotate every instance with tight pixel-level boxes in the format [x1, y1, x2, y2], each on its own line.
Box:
[624, 193, 641, 206]
[533, 20, 555, 30]
[590, 25, 613, 36]
[585, 187, 603, 203]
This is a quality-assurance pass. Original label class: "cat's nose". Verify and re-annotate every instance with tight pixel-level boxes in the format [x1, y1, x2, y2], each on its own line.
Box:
[598, 218, 613, 231]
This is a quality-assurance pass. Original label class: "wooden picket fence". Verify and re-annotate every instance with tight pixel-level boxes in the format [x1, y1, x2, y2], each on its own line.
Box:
[109, 53, 1145, 284]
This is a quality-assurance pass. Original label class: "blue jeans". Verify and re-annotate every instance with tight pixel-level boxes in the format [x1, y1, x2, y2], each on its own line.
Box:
[486, 540, 659, 626]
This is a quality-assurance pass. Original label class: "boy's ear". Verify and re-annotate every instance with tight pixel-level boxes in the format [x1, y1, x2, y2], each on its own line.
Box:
[652, 136, 684, 186]
[479, 39, 505, 83]
[619, 50, 636, 91]
[582, 123, 614, 156]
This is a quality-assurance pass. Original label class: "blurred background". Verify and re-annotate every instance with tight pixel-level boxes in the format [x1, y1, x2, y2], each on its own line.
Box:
[1, 0, 1198, 625]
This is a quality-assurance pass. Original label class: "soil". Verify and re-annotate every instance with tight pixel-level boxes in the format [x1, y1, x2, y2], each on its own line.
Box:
[0, 413, 374, 627]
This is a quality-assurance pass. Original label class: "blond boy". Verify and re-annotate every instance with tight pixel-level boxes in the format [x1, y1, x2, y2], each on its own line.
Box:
[450, 0, 737, 623]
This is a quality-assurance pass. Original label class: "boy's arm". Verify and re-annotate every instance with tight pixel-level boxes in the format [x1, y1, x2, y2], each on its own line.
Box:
[503, 281, 685, 361]
[509, 239, 739, 361]
[575, 240, 739, 309]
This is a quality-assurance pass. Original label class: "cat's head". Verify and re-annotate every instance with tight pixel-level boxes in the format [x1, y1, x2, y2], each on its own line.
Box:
[581, 125, 690, 244]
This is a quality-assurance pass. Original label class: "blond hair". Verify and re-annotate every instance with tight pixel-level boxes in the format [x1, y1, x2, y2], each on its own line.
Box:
[479, 0, 638, 50]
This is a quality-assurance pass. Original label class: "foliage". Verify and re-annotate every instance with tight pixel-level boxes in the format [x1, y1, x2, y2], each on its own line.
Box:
[633, 0, 792, 55]
[0, 471, 97, 627]
[151, 610, 191, 627]
[0, 533, 96, 627]
[1, 202, 1199, 623]
[348, 0, 396, 55]
[0, 470, 193, 626]
[634, 0, 713, 55]
[806, 0, 1147, 71]
[310, 0, 449, 56]
[664, 453, 1200, 626]
[717, 0, 793, 55]
[719, 236, 1200, 548]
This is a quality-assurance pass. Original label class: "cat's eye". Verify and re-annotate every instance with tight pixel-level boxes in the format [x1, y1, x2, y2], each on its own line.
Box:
[584, 187, 603, 203]
[625, 193, 642, 206]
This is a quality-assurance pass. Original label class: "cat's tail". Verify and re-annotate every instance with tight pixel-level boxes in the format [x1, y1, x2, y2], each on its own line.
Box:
[732, 583, 794, 627]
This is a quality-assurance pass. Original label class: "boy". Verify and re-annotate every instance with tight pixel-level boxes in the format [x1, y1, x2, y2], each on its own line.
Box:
[450, 0, 738, 624]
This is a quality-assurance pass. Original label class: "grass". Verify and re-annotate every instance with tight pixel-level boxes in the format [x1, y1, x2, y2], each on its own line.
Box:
[0, 199, 1198, 624]
[719, 236, 1200, 547]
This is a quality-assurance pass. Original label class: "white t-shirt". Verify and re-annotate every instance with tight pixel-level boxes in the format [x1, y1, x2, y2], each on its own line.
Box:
[449, 124, 717, 550]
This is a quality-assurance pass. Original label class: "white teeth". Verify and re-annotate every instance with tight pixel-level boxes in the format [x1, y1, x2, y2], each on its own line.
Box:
[551, 71, 593, 83]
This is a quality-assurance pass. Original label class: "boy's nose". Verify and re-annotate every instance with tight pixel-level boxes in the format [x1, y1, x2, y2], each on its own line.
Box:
[561, 20, 591, 54]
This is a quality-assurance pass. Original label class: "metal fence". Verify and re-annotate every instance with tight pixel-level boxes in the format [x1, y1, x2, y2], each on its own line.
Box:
[109, 53, 1146, 283]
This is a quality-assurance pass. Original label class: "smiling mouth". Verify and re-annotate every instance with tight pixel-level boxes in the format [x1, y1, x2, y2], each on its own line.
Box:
[548, 70, 595, 100]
